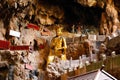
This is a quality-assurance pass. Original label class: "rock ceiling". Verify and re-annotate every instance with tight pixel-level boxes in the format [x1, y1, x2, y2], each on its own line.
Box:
[0, 0, 120, 34]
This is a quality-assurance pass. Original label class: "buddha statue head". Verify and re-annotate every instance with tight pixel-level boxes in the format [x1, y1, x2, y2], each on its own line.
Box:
[55, 25, 63, 36]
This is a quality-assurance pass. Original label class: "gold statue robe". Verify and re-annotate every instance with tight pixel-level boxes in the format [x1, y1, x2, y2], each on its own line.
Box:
[48, 36, 67, 64]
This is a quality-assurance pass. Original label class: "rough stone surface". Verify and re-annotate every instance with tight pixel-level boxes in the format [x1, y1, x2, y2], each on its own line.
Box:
[0, 0, 120, 79]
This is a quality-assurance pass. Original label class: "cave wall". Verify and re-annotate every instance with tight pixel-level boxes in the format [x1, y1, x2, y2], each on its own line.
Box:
[0, 0, 120, 79]
[99, 0, 119, 35]
[0, 0, 120, 39]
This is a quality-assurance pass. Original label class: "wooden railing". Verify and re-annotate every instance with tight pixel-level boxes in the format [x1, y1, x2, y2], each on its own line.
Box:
[61, 55, 120, 80]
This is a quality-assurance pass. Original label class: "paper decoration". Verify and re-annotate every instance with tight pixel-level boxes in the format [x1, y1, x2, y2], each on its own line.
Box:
[9, 30, 20, 37]
[0, 40, 10, 49]
[25, 64, 33, 70]
[88, 35, 96, 41]
[10, 46, 29, 50]
[15, 2, 17, 9]
[97, 35, 106, 41]
[27, 23, 39, 30]
[112, 33, 118, 37]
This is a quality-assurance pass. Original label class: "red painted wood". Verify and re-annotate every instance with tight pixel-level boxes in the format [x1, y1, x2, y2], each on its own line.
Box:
[0, 40, 10, 49]
[27, 23, 40, 30]
[10, 45, 29, 50]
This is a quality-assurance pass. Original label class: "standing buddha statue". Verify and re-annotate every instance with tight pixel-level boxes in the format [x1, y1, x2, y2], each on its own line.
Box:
[47, 25, 67, 64]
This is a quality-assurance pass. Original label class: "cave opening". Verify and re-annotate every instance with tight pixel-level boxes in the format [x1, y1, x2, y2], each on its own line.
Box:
[39, 0, 104, 29]
[62, 3, 104, 27]
[44, 1, 104, 33]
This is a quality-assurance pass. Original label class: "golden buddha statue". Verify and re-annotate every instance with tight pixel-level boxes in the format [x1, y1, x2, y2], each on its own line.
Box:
[47, 26, 67, 64]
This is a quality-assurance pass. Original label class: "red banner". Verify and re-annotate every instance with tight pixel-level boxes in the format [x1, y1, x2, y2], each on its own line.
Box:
[27, 23, 39, 30]
[10, 45, 29, 50]
[0, 40, 10, 49]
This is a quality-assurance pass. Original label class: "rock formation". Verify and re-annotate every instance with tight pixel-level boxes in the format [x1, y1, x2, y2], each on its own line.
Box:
[0, 0, 120, 37]
[0, 0, 120, 80]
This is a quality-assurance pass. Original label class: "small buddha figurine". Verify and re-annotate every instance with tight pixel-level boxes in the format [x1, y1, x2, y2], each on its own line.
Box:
[47, 25, 67, 64]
